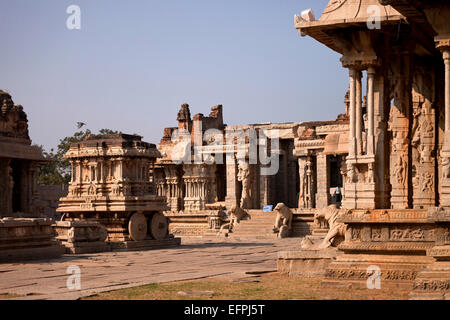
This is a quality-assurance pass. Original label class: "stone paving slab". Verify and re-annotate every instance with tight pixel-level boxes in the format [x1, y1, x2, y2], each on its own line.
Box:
[0, 238, 300, 300]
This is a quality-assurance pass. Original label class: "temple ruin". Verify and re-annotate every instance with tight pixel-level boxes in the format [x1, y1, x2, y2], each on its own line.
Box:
[0, 90, 47, 218]
[154, 102, 350, 237]
[277, 0, 450, 299]
[2, 0, 450, 300]
[0, 90, 63, 261]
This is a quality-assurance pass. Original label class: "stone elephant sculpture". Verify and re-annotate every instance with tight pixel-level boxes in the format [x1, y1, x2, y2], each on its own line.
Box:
[314, 204, 347, 249]
[272, 203, 293, 238]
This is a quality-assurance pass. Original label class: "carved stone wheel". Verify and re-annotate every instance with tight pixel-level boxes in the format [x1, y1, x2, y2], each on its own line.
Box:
[150, 212, 168, 240]
[128, 212, 147, 241]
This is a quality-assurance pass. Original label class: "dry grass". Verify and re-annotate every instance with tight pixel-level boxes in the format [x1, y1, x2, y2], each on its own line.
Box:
[0, 293, 25, 299]
[85, 273, 410, 300]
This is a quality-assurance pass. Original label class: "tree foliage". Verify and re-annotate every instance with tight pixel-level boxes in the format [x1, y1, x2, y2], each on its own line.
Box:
[38, 128, 121, 185]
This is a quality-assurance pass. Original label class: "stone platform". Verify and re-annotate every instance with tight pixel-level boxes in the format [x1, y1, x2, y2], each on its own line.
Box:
[277, 226, 342, 277]
[278, 248, 341, 277]
[0, 238, 299, 300]
[0, 218, 63, 262]
[109, 237, 181, 251]
[322, 209, 436, 290]
[54, 221, 109, 254]
[408, 208, 450, 299]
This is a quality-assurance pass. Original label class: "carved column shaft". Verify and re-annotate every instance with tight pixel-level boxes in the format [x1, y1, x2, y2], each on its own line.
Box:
[298, 157, 307, 209]
[305, 156, 315, 209]
[349, 68, 357, 157]
[367, 67, 376, 156]
[444, 50, 450, 134]
[316, 153, 330, 209]
[437, 46, 450, 207]
[356, 70, 363, 155]
[389, 51, 412, 209]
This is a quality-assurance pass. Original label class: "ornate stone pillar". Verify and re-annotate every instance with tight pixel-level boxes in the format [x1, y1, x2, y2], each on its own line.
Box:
[316, 153, 330, 208]
[305, 156, 315, 209]
[118, 158, 124, 181]
[343, 65, 377, 209]
[237, 161, 251, 209]
[367, 67, 375, 156]
[298, 157, 307, 209]
[225, 153, 239, 208]
[70, 160, 75, 183]
[389, 50, 412, 209]
[349, 68, 357, 157]
[437, 42, 450, 207]
[356, 70, 363, 155]
[410, 61, 436, 209]
[444, 50, 450, 135]
[259, 166, 271, 207]
[76, 160, 81, 183]
[164, 165, 183, 212]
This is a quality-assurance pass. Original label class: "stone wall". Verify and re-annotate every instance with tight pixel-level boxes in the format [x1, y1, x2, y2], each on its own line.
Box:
[38, 185, 68, 220]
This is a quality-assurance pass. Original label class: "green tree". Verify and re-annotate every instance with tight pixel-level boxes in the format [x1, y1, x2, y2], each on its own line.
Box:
[38, 128, 121, 185]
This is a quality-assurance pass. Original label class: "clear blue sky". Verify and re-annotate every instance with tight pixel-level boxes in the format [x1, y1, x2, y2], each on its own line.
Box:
[0, 0, 346, 151]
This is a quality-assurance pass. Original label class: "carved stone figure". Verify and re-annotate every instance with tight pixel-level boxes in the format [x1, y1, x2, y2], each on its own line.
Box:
[442, 157, 450, 180]
[230, 205, 250, 224]
[272, 203, 293, 238]
[393, 154, 407, 186]
[367, 163, 375, 183]
[218, 205, 250, 235]
[346, 163, 355, 183]
[314, 204, 347, 249]
[237, 161, 251, 209]
[421, 172, 433, 192]
[299, 163, 307, 208]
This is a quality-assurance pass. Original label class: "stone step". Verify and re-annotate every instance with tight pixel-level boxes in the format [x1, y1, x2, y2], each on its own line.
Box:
[235, 221, 274, 225]
[225, 210, 279, 239]
[234, 224, 273, 230]
[235, 226, 274, 230]
[228, 234, 274, 239]
[244, 217, 276, 221]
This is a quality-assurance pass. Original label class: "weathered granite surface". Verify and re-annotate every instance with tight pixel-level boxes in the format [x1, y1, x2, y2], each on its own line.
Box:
[0, 238, 299, 300]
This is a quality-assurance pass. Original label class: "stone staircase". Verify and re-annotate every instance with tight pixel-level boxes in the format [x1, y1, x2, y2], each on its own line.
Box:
[226, 210, 278, 240]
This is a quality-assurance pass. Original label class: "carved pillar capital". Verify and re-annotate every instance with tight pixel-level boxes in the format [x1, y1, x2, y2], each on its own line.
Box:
[367, 66, 376, 76]
[436, 38, 450, 54]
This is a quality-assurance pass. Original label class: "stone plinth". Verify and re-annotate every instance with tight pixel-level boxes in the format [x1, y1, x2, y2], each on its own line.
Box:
[278, 248, 341, 277]
[409, 208, 450, 299]
[165, 208, 226, 238]
[54, 220, 108, 254]
[409, 246, 450, 300]
[0, 218, 63, 262]
[322, 209, 436, 289]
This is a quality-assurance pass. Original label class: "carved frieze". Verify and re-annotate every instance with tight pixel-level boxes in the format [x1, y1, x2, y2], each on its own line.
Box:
[413, 280, 450, 291]
[326, 268, 417, 281]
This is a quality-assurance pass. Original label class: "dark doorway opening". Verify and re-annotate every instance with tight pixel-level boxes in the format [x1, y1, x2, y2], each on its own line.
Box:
[10, 160, 22, 213]
[216, 164, 226, 202]
[330, 155, 343, 189]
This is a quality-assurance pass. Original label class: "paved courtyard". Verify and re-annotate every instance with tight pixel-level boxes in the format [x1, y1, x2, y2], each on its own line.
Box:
[0, 238, 300, 300]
